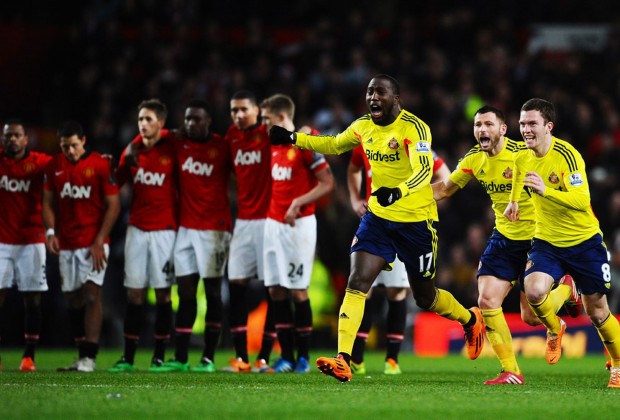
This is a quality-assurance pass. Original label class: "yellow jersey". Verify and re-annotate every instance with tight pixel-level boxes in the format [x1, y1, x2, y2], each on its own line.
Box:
[450, 137, 535, 241]
[509, 136, 601, 247]
[296, 109, 437, 223]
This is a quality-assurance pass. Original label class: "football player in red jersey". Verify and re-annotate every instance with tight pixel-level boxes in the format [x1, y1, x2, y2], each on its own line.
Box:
[223, 90, 276, 373]
[111, 99, 178, 372]
[0, 119, 52, 372]
[260, 94, 334, 373]
[43, 121, 120, 372]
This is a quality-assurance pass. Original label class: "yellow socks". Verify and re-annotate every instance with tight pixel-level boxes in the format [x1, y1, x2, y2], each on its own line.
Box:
[429, 288, 472, 325]
[596, 313, 620, 368]
[549, 283, 571, 313]
[482, 307, 520, 374]
[528, 294, 562, 334]
[337, 288, 368, 355]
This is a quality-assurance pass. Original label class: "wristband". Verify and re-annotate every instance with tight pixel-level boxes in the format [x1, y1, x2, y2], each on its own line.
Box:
[46, 228, 55, 238]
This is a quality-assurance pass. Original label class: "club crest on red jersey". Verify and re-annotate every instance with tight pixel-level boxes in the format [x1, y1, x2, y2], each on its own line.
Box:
[159, 155, 172, 166]
[83, 167, 95, 178]
[548, 172, 560, 184]
[287, 148, 297, 161]
[22, 162, 36, 173]
[502, 167, 513, 179]
[388, 138, 399, 150]
[207, 148, 219, 159]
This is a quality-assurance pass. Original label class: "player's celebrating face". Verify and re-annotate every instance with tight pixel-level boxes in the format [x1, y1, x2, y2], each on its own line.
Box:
[231, 98, 260, 130]
[59, 135, 86, 163]
[474, 111, 506, 155]
[138, 108, 164, 142]
[2, 123, 28, 159]
[184, 107, 211, 141]
[519, 110, 553, 153]
[365, 76, 400, 126]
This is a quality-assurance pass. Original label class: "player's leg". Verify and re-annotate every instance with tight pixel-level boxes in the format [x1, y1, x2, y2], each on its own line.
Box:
[315, 250, 383, 382]
[110, 225, 148, 371]
[148, 230, 175, 370]
[478, 275, 522, 384]
[253, 287, 276, 371]
[16, 243, 47, 372]
[269, 285, 295, 372]
[384, 286, 407, 375]
[173, 274, 199, 365]
[195, 277, 223, 372]
[0, 288, 6, 371]
[398, 220, 484, 360]
[20, 292, 41, 372]
[225, 220, 261, 372]
[350, 287, 374, 374]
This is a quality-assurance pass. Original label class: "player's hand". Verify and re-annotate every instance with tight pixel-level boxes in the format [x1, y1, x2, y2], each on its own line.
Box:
[371, 187, 402, 207]
[45, 234, 60, 255]
[351, 198, 368, 217]
[88, 239, 107, 272]
[503, 200, 520, 222]
[284, 199, 301, 226]
[269, 125, 296, 145]
[524, 171, 546, 196]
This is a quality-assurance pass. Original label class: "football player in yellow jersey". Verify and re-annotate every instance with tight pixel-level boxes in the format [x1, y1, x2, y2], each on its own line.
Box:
[269, 74, 485, 382]
[504, 98, 620, 388]
[433, 105, 582, 385]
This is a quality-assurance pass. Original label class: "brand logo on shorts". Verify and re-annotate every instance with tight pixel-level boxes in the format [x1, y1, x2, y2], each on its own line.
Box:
[351, 236, 358, 247]
[525, 260, 534, 270]
[423, 271, 432, 278]
[339, 312, 350, 319]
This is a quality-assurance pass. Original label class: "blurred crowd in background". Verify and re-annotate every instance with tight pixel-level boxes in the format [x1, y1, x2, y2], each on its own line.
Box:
[1, 0, 619, 349]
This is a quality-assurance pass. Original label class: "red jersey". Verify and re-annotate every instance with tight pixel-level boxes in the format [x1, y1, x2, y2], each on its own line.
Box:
[44, 152, 118, 250]
[117, 132, 178, 231]
[351, 145, 446, 199]
[225, 123, 271, 220]
[0, 150, 52, 244]
[177, 133, 232, 231]
[268, 144, 329, 223]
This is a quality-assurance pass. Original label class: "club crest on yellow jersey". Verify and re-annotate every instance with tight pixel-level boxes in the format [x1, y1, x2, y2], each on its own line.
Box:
[388, 138, 399, 150]
[548, 172, 560, 184]
[502, 167, 513, 179]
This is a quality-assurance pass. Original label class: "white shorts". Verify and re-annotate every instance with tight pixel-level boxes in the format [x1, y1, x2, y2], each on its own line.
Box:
[373, 257, 408, 288]
[174, 227, 231, 279]
[263, 215, 316, 290]
[0, 243, 47, 292]
[59, 245, 109, 293]
[228, 219, 265, 281]
[124, 226, 175, 289]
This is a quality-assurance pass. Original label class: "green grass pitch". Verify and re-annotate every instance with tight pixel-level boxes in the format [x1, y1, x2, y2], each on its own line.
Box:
[0, 348, 618, 419]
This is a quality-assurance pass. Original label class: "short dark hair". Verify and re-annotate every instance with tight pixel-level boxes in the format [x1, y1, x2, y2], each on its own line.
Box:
[57, 120, 84, 138]
[138, 98, 168, 121]
[4, 117, 25, 128]
[474, 105, 506, 123]
[187, 98, 212, 116]
[373, 74, 400, 95]
[521, 98, 555, 124]
[260, 94, 295, 120]
[231, 90, 258, 105]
